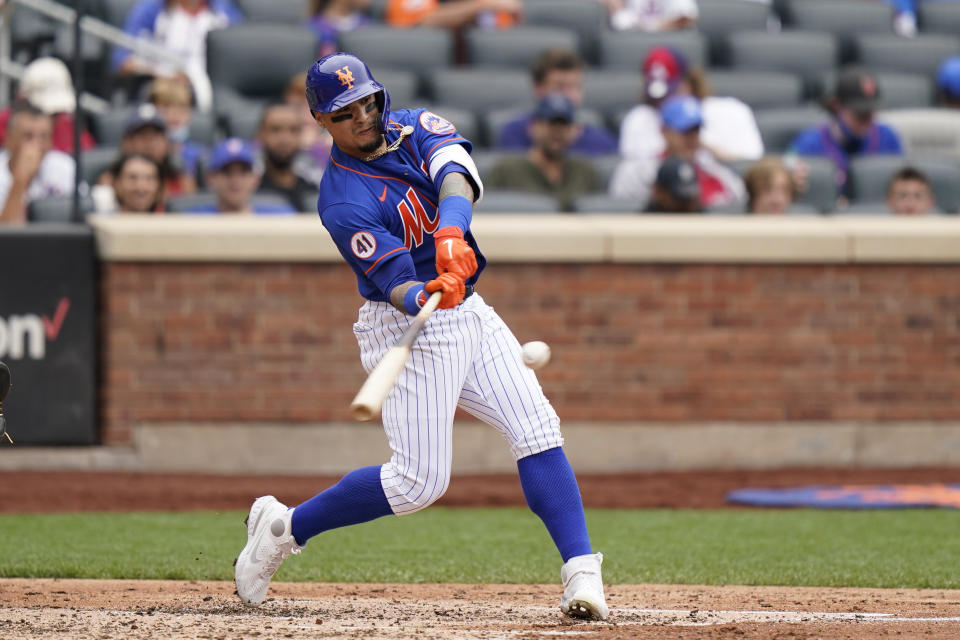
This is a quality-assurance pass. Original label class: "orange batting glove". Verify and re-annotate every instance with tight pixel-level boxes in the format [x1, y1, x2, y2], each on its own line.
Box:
[434, 227, 478, 280]
[425, 272, 466, 309]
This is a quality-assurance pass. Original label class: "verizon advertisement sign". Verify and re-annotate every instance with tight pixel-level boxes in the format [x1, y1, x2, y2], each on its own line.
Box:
[0, 227, 97, 444]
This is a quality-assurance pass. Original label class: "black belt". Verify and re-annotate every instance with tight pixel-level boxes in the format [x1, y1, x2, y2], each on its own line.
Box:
[462, 284, 475, 301]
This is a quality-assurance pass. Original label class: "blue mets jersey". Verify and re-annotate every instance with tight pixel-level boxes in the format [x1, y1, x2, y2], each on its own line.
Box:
[318, 108, 486, 302]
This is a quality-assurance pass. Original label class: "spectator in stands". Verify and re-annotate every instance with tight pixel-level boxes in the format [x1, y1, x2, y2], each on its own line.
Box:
[110, 0, 244, 110]
[788, 66, 903, 200]
[308, 0, 373, 58]
[619, 47, 763, 164]
[0, 57, 94, 153]
[611, 95, 745, 210]
[95, 153, 164, 214]
[386, 0, 521, 29]
[886, 166, 937, 216]
[603, 0, 698, 32]
[744, 156, 797, 215]
[0, 102, 77, 224]
[497, 49, 617, 155]
[146, 77, 205, 182]
[284, 73, 333, 173]
[936, 56, 960, 109]
[101, 104, 197, 201]
[257, 102, 321, 212]
[645, 155, 702, 213]
[190, 138, 297, 215]
[487, 94, 605, 212]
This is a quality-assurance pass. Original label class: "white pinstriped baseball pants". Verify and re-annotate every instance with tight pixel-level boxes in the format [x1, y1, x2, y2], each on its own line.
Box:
[353, 293, 564, 516]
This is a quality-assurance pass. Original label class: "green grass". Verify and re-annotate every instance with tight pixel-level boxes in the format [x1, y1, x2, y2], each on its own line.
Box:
[0, 508, 957, 588]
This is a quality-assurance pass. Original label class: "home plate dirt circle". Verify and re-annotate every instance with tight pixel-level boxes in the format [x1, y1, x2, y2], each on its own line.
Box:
[2, 580, 959, 639]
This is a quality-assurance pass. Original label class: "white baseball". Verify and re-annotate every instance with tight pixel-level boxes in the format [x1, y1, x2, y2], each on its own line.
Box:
[521, 341, 551, 370]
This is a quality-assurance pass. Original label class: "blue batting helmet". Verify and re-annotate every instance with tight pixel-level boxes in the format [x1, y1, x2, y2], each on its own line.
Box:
[305, 52, 390, 131]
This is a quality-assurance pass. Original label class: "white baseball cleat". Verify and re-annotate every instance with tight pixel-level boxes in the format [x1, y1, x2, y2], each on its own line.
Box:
[234, 495, 302, 605]
[560, 552, 609, 621]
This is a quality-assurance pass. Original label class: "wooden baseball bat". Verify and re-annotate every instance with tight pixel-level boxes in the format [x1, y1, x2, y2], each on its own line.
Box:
[350, 290, 443, 421]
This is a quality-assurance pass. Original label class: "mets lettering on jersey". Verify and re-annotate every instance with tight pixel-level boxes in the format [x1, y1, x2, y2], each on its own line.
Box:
[317, 109, 486, 302]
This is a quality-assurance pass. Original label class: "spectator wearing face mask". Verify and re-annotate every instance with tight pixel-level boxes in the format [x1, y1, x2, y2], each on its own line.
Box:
[146, 77, 205, 183]
[788, 66, 903, 199]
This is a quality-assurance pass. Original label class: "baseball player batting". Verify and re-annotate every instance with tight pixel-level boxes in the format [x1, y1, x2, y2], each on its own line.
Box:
[234, 52, 608, 621]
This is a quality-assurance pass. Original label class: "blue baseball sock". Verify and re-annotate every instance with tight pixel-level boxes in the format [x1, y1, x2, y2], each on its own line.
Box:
[290, 465, 393, 546]
[517, 447, 593, 562]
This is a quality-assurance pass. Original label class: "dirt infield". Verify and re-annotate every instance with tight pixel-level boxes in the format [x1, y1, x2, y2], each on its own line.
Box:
[5, 468, 960, 638]
[5, 466, 960, 512]
[2, 579, 959, 639]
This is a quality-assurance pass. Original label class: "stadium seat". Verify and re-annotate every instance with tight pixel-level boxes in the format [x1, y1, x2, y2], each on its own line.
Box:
[795, 156, 839, 214]
[834, 202, 893, 216]
[599, 31, 708, 71]
[100, 0, 139, 28]
[94, 106, 218, 146]
[166, 192, 217, 213]
[786, 202, 821, 216]
[581, 71, 645, 118]
[572, 194, 641, 214]
[849, 155, 960, 213]
[81, 146, 120, 185]
[474, 191, 560, 214]
[853, 33, 960, 77]
[236, 0, 308, 23]
[426, 70, 532, 113]
[28, 195, 94, 223]
[754, 106, 829, 154]
[581, 154, 621, 190]
[370, 68, 418, 110]
[471, 150, 522, 182]
[918, 3, 960, 35]
[208, 25, 316, 115]
[817, 71, 934, 109]
[521, 0, 609, 64]
[338, 27, 454, 79]
[708, 70, 804, 109]
[466, 27, 579, 68]
[697, 0, 771, 66]
[423, 106, 480, 146]
[482, 108, 529, 150]
[728, 30, 838, 93]
[879, 109, 960, 160]
[788, 0, 893, 62]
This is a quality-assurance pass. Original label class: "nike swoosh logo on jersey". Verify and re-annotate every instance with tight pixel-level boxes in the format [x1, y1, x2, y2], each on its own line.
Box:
[378, 186, 387, 201]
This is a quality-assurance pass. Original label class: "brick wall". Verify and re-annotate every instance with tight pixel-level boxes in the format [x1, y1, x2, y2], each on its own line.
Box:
[100, 262, 960, 444]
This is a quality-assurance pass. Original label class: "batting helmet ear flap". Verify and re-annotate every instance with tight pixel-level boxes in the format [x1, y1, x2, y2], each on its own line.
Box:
[305, 52, 391, 132]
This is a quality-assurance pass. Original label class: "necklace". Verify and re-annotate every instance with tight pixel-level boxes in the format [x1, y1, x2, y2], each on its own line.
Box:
[363, 125, 414, 162]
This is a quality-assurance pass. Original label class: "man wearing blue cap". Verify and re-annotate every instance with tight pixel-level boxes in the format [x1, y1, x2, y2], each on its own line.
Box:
[487, 93, 605, 211]
[610, 95, 744, 210]
[937, 56, 960, 109]
[189, 138, 296, 215]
